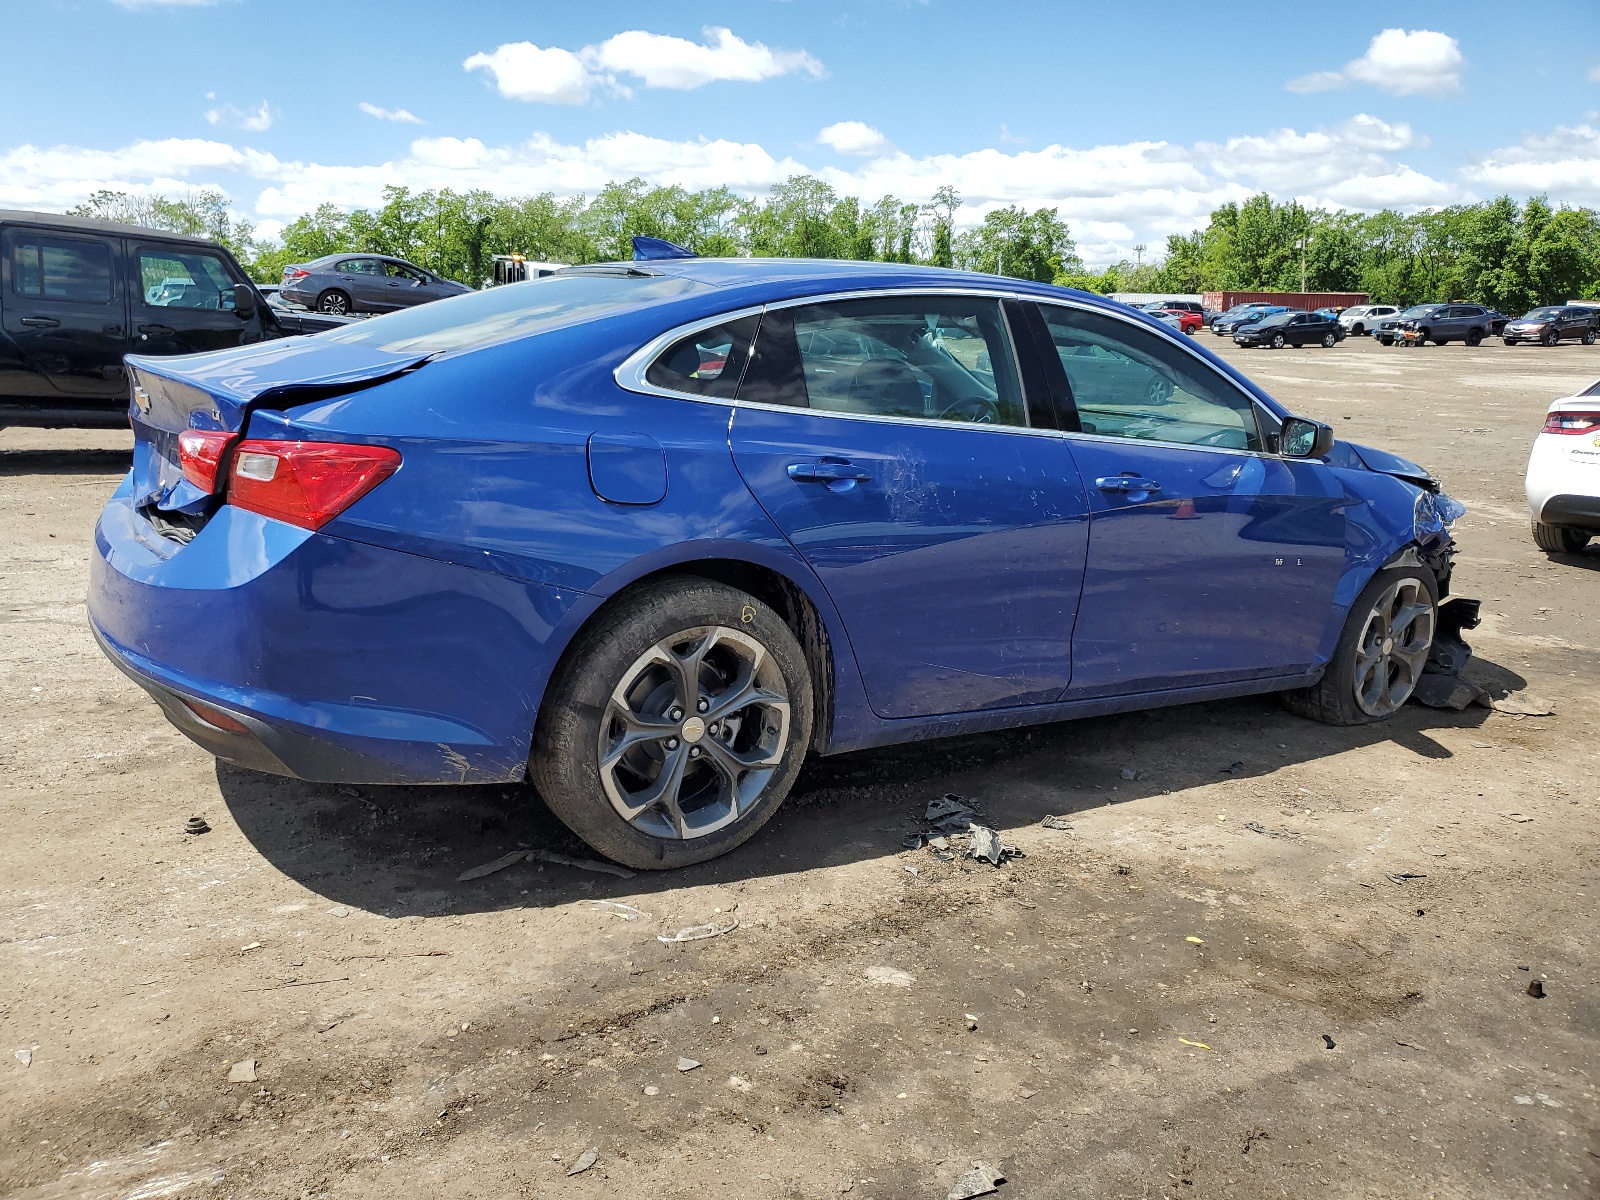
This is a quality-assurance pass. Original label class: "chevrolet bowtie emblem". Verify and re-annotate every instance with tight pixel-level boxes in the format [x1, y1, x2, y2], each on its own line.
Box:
[133, 385, 150, 414]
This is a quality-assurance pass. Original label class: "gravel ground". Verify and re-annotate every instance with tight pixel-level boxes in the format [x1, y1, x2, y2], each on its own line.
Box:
[1, 336, 1596, 1199]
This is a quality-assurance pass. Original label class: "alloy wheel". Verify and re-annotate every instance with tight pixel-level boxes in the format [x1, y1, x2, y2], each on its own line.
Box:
[1351, 578, 1434, 717]
[319, 292, 349, 315]
[597, 626, 791, 840]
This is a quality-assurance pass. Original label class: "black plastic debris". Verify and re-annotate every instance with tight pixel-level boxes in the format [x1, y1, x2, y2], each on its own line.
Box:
[1527, 979, 1546, 999]
[185, 816, 210, 835]
[1321, 1034, 1336, 1049]
[1040, 815, 1073, 831]
[902, 833, 926, 850]
[1414, 598, 1485, 709]
[1385, 872, 1427, 884]
[1220, 761, 1244, 775]
[1114, 864, 1132, 876]
[1243, 821, 1271, 835]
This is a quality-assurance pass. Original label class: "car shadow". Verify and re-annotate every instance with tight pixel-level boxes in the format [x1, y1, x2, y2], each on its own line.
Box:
[1541, 545, 1600, 573]
[0, 447, 132, 476]
[213, 655, 1522, 919]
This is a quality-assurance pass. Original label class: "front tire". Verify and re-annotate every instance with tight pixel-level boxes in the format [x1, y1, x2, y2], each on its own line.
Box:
[1532, 521, 1592, 554]
[1351, 323, 1365, 336]
[1271, 332, 1286, 349]
[1543, 327, 1560, 347]
[1321, 332, 1337, 348]
[1282, 565, 1438, 726]
[530, 576, 813, 870]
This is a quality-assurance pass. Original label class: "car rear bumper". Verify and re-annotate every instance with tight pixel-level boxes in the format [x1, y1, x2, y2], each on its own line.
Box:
[1526, 436, 1600, 529]
[88, 475, 583, 784]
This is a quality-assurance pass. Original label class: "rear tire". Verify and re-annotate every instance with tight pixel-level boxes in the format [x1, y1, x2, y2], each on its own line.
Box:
[1585, 329, 1596, 346]
[1281, 565, 1438, 726]
[1466, 328, 1483, 346]
[530, 576, 813, 870]
[1532, 521, 1592, 554]
[317, 289, 352, 315]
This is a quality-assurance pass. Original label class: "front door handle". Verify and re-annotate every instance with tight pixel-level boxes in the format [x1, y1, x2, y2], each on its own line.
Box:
[20, 316, 59, 328]
[138, 324, 175, 339]
[787, 460, 872, 490]
[1096, 475, 1162, 493]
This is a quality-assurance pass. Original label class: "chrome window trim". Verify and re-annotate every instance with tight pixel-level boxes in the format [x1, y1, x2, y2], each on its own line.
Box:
[615, 287, 1040, 435]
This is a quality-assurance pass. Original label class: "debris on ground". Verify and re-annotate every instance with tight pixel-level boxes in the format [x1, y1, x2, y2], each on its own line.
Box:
[1322, 1034, 1337, 1049]
[15, 1049, 31, 1068]
[534, 850, 636, 878]
[227, 1059, 257, 1083]
[1119, 767, 1142, 781]
[1527, 979, 1546, 998]
[1114, 864, 1132, 876]
[1243, 821, 1271, 836]
[1177, 1037, 1211, 1050]
[1414, 598, 1484, 709]
[864, 966, 914, 988]
[902, 833, 925, 850]
[566, 1147, 598, 1176]
[967, 824, 1005, 866]
[184, 816, 209, 835]
[1487, 692, 1556, 717]
[456, 850, 529, 882]
[676, 1057, 701, 1072]
[585, 900, 649, 921]
[657, 917, 738, 944]
[1385, 872, 1427, 884]
[926, 793, 972, 823]
[1039, 815, 1073, 831]
[947, 1162, 1006, 1199]
[928, 836, 950, 851]
[1220, 761, 1245, 775]
[1186, 936, 1204, 945]
[1500, 812, 1534, 824]
[964, 1013, 979, 1031]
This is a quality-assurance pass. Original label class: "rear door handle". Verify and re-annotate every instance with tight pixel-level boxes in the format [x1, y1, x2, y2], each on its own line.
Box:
[20, 316, 59, 328]
[1096, 475, 1162, 493]
[788, 460, 872, 489]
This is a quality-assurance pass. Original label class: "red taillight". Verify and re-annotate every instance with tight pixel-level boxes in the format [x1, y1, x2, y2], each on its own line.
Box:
[1543, 410, 1600, 435]
[182, 698, 250, 733]
[177, 429, 239, 492]
[283, 267, 309, 281]
[227, 440, 401, 530]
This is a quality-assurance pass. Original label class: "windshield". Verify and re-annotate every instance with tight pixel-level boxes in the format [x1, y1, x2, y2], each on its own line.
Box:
[1399, 305, 1440, 318]
[318, 271, 707, 355]
[1524, 307, 1563, 320]
[1257, 313, 1293, 326]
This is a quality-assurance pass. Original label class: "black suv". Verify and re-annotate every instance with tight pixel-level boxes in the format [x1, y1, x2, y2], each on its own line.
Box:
[1, 209, 342, 429]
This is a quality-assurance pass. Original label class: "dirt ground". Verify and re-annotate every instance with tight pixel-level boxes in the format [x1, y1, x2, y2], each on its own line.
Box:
[2, 335, 1596, 1200]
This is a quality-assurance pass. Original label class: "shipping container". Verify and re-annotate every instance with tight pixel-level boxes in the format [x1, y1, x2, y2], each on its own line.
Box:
[1202, 290, 1369, 313]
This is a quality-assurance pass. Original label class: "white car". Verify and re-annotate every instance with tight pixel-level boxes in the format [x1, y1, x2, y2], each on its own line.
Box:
[1526, 379, 1600, 553]
[1338, 304, 1398, 337]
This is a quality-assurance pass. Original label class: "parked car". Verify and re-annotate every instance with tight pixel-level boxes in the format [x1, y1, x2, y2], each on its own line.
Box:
[88, 248, 1469, 870]
[278, 254, 472, 315]
[1337, 305, 1397, 337]
[1502, 306, 1599, 347]
[1525, 378, 1600, 553]
[1213, 305, 1291, 336]
[1373, 303, 1493, 347]
[1201, 307, 1222, 328]
[486, 254, 568, 288]
[1233, 310, 1347, 349]
[1139, 302, 1201, 334]
[1484, 310, 1510, 335]
[0, 209, 347, 429]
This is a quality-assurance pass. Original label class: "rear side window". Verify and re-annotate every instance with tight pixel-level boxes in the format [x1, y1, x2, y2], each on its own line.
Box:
[646, 315, 759, 399]
[10, 235, 112, 303]
[773, 295, 1027, 427]
[335, 259, 382, 274]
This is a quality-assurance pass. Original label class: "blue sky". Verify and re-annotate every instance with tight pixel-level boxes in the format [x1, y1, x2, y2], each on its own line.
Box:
[2, 0, 1597, 264]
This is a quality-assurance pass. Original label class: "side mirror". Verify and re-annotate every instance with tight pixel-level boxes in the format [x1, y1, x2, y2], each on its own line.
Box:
[230, 285, 257, 319]
[1280, 416, 1334, 459]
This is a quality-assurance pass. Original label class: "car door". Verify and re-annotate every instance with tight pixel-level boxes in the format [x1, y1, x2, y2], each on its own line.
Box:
[1031, 300, 1348, 698]
[728, 293, 1092, 719]
[381, 260, 431, 308]
[0, 224, 127, 401]
[131, 241, 266, 356]
[333, 258, 389, 311]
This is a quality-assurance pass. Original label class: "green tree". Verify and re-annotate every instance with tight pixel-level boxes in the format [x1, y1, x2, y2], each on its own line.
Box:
[956, 206, 1081, 282]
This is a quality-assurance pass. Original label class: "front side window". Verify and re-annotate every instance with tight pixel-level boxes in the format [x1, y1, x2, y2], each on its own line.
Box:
[645, 314, 760, 399]
[10, 235, 112, 303]
[138, 249, 237, 310]
[384, 261, 426, 281]
[1039, 304, 1261, 451]
[775, 295, 1026, 427]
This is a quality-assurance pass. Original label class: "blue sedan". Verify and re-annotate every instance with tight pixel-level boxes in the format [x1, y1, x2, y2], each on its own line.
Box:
[89, 245, 1466, 869]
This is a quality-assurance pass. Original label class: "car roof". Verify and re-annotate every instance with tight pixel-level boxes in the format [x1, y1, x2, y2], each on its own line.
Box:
[0, 207, 221, 247]
[312, 252, 417, 266]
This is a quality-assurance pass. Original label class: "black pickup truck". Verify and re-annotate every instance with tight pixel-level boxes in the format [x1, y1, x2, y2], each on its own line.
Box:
[1, 209, 348, 429]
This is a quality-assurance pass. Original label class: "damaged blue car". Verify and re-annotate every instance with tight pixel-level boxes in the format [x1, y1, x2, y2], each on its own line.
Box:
[88, 244, 1470, 869]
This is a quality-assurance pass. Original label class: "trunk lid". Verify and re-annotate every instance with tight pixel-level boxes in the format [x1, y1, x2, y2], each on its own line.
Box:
[127, 339, 430, 514]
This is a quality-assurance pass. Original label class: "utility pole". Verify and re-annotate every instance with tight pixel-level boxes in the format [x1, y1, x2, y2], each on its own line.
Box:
[1134, 243, 1146, 268]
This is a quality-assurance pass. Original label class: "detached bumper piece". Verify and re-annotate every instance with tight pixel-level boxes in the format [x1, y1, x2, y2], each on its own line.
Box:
[1412, 597, 1484, 710]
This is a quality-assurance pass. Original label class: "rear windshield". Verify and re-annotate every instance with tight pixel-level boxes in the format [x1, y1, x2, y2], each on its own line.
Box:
[317, 271, 707, 355]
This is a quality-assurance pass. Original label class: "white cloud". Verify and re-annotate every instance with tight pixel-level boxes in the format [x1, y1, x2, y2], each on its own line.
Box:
[817, 121, 894, 157]
[1588, 64, 1600, 83]
[463, 42, 594, 105]
[23, 112, 1600, 266]
[464, 26, 822, 104]
[358, 102, 423, 124]
[205, 99, 273, 132]
[1287, 29, 1463, 97]
[588, 27, 823, 90]
[1465, 123, 1600, 206]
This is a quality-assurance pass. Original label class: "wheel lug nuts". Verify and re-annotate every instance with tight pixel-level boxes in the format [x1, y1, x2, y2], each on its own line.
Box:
[689, 747, 701, 758]
[708, 723, 719, 735]
[697, 699, 709, 712]
[668, 708, 682, 720]
[666, 738, 679, 750]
